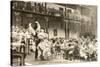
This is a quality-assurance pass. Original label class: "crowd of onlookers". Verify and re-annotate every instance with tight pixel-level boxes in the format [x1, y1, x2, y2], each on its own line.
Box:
[49, 37, 97, 61]
[11, 25, 97, 62]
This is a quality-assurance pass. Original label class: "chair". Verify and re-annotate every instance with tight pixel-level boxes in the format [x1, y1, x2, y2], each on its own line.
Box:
[11, 45, 26, 66]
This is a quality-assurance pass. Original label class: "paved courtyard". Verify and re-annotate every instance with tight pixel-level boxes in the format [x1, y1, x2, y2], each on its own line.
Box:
[25, 52, 83, 65]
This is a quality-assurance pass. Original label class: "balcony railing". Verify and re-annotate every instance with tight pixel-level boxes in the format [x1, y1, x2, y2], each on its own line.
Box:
[12, 1, 90, 22]
[65, 13, 81, 21]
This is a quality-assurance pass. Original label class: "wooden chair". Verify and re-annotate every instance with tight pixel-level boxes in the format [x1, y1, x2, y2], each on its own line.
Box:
[11, 45, 26, 66]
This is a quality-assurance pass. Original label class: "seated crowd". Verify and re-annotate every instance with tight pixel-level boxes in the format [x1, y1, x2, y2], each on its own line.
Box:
[11, 22, 97, 62]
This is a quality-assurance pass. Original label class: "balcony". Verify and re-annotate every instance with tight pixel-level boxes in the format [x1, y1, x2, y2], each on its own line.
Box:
[12, 1, 64, 18]
[12, 1, 90, 22]
[65, 13, 81, 21]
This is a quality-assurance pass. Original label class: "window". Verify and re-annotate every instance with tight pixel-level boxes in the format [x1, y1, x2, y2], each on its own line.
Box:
[59, 7, 63, 12]
[54, 29, 57, 36]
[67, 9, 72, 13]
